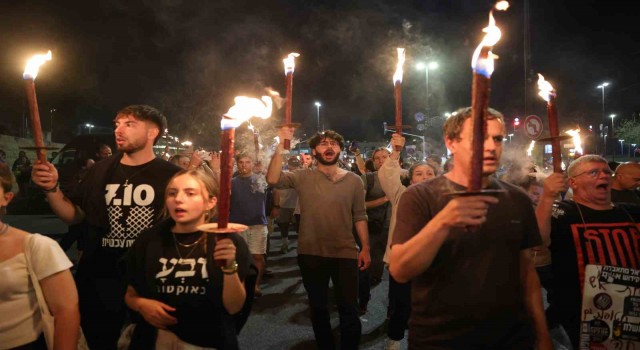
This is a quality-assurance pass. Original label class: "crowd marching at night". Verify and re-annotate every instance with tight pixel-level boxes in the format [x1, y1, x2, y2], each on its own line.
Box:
[1, 101, 639, 349]
[2, 2, 640, 350]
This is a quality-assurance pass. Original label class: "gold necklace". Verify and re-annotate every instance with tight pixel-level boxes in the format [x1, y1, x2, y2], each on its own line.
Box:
[171, 232, 204, 261]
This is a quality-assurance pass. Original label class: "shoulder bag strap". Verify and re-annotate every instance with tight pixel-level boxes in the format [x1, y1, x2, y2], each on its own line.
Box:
[24, 234, 54, 319]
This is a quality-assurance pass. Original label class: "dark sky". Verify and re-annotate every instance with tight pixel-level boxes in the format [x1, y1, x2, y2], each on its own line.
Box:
[0, 0, 638, 148]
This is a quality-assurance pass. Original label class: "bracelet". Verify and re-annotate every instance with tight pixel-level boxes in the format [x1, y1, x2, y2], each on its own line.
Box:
[42, 182, 59, 193]
[221, 261, 238, 275]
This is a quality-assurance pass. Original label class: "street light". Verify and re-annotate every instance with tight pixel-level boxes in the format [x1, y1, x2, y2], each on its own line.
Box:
[597, 82, 609, 156]
[508, 133, 514, 143]
[314, 102, 321, 132]
[85, 123, 94, 134]
[610, 114, 616, 160]
[597, 82, 609, 121]
[416, 61, 438, 112]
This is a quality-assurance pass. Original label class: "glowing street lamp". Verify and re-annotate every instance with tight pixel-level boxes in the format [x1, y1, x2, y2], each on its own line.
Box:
[597, 82, 609, 121]
[315, 102, 322, 132]
[508, 133, 514, 143]
[416, 61, 439, 112]
[610, 114, 617, 160]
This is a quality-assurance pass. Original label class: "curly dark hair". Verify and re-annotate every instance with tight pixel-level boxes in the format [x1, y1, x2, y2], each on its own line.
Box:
[308, 130, 345, 150]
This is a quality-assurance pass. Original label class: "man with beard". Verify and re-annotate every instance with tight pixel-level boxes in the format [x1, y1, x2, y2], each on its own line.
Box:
[544, 155, 640, 348]
[32, 105, 181, 349]
[389, 107, 552, 349]
[267, 129, 371, 349]
[229, 153, 269, 297]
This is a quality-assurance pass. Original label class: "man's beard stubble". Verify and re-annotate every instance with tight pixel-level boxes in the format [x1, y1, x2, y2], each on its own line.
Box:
[314, 152, 339, 166]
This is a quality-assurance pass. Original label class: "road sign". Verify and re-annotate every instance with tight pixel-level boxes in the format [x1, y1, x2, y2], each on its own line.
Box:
[524, 115, 544, 139]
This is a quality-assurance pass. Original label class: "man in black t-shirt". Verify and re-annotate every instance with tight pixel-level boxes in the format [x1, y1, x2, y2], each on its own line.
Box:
[33, 105, 181, 350]
[389, 107, 552, 349]
[611, 162, 640, 204]
[546, 155, 640, 348]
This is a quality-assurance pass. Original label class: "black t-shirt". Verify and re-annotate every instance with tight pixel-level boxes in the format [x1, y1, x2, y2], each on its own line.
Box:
[549, 200, 640, 347]
[611, 188, 640, 205]
[88, 158, 179, 277]
[392, 176, 541, 348]
[127, 220, 251, 348]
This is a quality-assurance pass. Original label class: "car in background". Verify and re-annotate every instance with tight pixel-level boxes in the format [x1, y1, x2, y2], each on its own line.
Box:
[7, 134, 115, 214]
[51, 134, 116, 190]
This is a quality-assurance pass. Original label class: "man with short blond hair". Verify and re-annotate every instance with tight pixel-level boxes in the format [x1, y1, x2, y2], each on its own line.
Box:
[230, 153, 269, 296]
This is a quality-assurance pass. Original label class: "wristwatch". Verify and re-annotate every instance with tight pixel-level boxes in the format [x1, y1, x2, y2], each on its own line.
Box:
[221, 261, 238, 275]
[42, 182, 59, 193]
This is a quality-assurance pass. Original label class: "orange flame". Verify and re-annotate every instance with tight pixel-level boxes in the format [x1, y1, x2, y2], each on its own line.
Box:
[23, 50, 52, 80]
[526, 140, 535, 157]
[393, 48, 406, 84]
[222, 96, 273, 130]
[537, 74, 556, 102]
[565, 128, 583, 155]
[283, 52, 300, 75]
[495, 1, 510, 11]
[471, 3, 508, 77]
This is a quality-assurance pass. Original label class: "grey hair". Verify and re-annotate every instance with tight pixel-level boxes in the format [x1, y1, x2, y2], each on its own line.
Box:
[567, 155, 608, 177]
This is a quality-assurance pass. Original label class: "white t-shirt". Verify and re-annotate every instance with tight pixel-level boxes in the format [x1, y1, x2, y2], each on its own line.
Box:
[0, 234, 72, 349]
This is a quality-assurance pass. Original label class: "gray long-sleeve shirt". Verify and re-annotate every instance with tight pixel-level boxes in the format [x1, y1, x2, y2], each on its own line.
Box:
[275, 168, 367, 259]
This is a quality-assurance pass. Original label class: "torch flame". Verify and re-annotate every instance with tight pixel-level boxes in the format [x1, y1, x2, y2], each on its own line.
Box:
[526, 140, 535, 157]
[23, 50, 52, 80]
[222, 96, 273, 130]
[565, 128, 583, 155]
[471, 5, 507, 77]
[283, 52, 300, 75]
[393, 48, 406, 84]
[495, 1, 510, 11]
[537, 74, 556, 102]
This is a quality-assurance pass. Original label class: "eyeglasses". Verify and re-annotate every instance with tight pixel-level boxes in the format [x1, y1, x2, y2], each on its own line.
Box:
[572, 168, 613, 179]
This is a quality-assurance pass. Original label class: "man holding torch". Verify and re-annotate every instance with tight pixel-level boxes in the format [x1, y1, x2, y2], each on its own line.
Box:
[31, 105, 181, 349]
[267, 127, 370, 350]
[389, 107, 552, 349]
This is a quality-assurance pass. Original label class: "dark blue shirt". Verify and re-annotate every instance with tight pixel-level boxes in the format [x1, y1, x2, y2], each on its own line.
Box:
[229, 174, 268, 226]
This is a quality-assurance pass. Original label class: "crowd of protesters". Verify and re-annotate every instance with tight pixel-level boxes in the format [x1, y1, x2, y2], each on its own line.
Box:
[0, 103, 638, 349]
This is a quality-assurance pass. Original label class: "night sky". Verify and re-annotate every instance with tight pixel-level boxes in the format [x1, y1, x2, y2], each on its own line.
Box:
[0, 0, 638, 149]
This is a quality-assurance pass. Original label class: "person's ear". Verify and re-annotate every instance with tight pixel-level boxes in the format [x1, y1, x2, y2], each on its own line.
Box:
[148, 126, 159, 141]
[444, 137, 456, 155]
[207, 196, 217, 211]
[4, 192, 14, 205]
